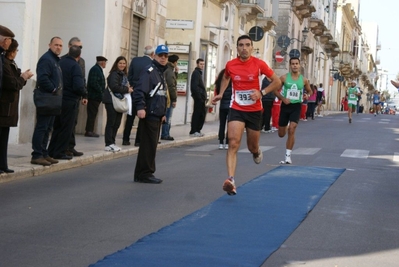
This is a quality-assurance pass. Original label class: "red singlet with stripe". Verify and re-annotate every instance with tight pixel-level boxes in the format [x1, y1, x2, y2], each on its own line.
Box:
[225, 56, 274, 112]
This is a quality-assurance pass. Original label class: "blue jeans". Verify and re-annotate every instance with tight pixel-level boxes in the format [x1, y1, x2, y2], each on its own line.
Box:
[31, 114, 55, 159]
[161, 106, 174, 138]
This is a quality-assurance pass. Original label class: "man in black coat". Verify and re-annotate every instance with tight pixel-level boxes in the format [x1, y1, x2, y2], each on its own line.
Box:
[62, 37, 87, 157]
[132, 44, 168, 184]
[122, 45, 154, 146]
[48, 45, 86, 160]
[31, 37, 64, 166]
[189, 58, 207, 137]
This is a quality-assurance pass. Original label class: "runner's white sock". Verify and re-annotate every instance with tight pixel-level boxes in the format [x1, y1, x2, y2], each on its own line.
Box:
[286, 149, 292, 157]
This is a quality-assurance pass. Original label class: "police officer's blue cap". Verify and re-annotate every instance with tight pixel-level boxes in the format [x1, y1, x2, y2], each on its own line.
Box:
[155, 45, 169, 55]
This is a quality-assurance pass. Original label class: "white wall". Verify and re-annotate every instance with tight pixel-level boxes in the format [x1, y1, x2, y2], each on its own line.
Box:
[0, 0, 42, 144]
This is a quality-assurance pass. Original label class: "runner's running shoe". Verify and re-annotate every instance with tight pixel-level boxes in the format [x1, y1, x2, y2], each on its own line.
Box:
[223, 178, 236, 196]
[279, 154, 292, 164]
[253, 148, 263, 164]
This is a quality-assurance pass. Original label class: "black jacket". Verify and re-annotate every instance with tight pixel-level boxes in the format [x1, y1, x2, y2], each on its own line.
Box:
[261, 77, 275, 101]
[36, 49, 63, 93]
[0, 47, 4, 98]
[132, 59, 168, 120]
[103, 70, 130, 104]
[59, 56, 86, 101]
[0, 58, 26, 127]
[190, 67, 206, 102]
[128, 55, 153, 88]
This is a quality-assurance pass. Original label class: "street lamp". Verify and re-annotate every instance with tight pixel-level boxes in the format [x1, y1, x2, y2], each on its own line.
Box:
[315, 51, 329, 62]
[289, 27, 309, 44]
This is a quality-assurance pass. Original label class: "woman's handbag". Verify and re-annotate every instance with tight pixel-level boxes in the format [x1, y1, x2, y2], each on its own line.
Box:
[108, 87, 128, 113]
[33, 88, 62, 115]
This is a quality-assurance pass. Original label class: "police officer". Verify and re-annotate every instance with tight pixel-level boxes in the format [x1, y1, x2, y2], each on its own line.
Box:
[132, 44, 169, 184]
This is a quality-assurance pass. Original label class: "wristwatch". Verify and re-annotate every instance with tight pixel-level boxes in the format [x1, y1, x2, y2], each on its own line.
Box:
[260, 89, 265, 96]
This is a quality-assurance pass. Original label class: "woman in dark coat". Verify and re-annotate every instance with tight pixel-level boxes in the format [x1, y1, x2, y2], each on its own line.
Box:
[214, 69, 232, 150]
[0, 39, 33, 173]
[102, 56, 133, 152]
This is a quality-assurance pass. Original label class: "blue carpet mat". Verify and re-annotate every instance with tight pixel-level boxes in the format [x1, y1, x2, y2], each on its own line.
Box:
[89, 166, 345, 267]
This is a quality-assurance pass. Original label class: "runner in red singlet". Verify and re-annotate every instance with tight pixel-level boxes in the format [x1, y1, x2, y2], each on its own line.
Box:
[212, 35, 281, 196]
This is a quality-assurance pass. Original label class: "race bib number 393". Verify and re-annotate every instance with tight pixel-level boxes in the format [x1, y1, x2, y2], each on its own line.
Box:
[235, 90, 255, 106]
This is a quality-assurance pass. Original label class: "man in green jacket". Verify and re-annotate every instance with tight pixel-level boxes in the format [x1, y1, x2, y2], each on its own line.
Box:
[161, 54, 179, 140]
[85, 56, 107, 137]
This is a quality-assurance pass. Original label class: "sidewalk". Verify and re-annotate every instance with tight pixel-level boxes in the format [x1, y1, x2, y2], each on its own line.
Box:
[2, 121, 220, 184]
[2, 111, 343, 184]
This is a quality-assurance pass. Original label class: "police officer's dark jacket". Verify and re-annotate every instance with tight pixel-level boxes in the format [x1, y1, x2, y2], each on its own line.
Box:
[132, 59, 168, 120]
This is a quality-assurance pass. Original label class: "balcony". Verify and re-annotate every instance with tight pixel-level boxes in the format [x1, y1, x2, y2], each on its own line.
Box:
[301, 38, 313, 56]
[257, 16, 277, 32]
[309, 18, 326, 36]
[341, 50, 353, 65]
[319, 30, 333, 45]
[238, 0, 265, 21]
[322, 40, 340, 57]
[293, 0, 316, 22]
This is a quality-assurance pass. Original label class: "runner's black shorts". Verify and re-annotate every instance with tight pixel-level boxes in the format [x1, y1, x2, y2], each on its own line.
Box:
[279, 103, 301, 126]
[228, 108, 262, 131]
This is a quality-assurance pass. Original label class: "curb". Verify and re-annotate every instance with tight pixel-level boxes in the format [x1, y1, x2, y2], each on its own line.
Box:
[0, 132, 219, 184]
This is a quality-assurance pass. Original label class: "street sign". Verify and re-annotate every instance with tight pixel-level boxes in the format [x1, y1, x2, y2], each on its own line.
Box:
[249, 26, 264, 42]
[289, 49, 301, 58]
[277, 35, 291, 48]
[275, 51, 284, 63]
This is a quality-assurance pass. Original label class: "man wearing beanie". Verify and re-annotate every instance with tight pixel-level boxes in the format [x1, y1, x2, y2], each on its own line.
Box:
[0, 25, 15, 99]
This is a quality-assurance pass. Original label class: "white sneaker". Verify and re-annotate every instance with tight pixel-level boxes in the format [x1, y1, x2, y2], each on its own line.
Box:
[218, 144, 224, 150]
[280, 154, 292, 164]
[271, 127, 278, 131]
[190, 132, 204, 137]
[224, 144, 229, 150]
[105, 144, 121, 152]
[111, 144, 121, 151]
[253, 148, 263, 164]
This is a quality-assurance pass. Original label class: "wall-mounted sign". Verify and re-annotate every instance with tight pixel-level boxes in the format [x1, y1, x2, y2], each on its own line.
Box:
[176, 60, 189, 95]
[168, 45, 190, 54]
[166, 20, 194, 29]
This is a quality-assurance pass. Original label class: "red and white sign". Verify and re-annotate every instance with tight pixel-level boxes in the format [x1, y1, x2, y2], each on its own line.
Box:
[275, 51, 284, 63]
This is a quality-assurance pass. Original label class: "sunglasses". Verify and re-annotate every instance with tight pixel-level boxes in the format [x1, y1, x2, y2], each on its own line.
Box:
[157, 53, 168, 58]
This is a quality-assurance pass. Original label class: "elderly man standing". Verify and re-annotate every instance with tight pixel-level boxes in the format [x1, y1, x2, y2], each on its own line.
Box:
[31, 37, 64, 166]
[132, 45, 169, 184]
[85, 56, 107, 137]
[123, 45, 155, 146]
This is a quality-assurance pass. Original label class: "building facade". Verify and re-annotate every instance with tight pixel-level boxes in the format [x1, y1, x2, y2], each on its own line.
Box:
[0, 0, 381, 145]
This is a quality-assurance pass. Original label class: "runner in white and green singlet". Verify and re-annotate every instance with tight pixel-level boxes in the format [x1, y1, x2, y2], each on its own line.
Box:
[275, 57, 312, 164]
[347, 80, 361, 123]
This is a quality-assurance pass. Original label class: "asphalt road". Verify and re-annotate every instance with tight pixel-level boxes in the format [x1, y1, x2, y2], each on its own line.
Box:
[1, 112, 398, 267]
